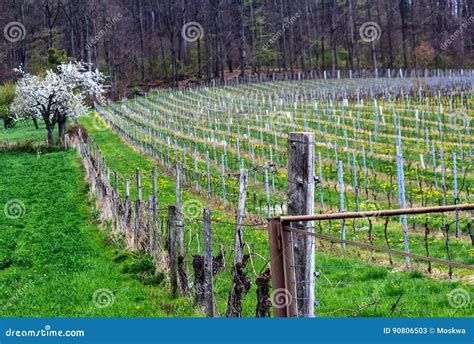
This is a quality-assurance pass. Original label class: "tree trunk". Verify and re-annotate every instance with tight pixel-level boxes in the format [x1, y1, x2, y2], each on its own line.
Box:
[46, 124, 55, 146]
[385, 0, 394, 69]
[366, 0, 377, 72]
[58, 120, 67, 145]
[137, 0, 146, 80]
[238, 0, 246, 78]
[330, 0, 337, 75]
[32, 118, 39, 130]
[399, 0, 410, 70]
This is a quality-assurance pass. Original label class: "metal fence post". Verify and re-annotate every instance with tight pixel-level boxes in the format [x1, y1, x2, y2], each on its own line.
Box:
[281, 223, 298, 317]
[268, 219, 298, 317]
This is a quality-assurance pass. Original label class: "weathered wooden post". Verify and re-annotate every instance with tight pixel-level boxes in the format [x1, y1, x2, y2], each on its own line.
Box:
[176, 162, 189, 294]
[203, 206, 214, 317]
[221, 155, 227, 207]
[168, 205, 178, 297]
[124, 179, 131, 239]
[234, 169, 248, 264]
[226, 169, 250, 317]
[146, 195, 153, 252]
[264, 165, 271, 217]
[113, 172, 118, 232]
[287, 132, 315, 317]
[135, 168, 142, 249]
[152, 167, 158, 249]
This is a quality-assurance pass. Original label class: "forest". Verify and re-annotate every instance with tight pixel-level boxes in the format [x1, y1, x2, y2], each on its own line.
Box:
[1, 0, 473, 97]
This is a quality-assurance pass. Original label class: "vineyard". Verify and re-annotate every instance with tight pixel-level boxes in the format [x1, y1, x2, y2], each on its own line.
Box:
[74, 71, 474, 317]
[2, 0, 474, 338]
[97, 73, 473, 216]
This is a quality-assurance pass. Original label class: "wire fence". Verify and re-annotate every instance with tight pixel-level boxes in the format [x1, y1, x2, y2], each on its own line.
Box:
[73, 129, 272, 317]
[274, 205, 473, 317]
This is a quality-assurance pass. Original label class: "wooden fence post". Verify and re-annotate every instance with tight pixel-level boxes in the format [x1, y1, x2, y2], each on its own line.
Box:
[135, 168, 142, 250]
[203, 206, 214, 317]
[113, 172, 118, 232]
[234, 169, 248, 265]
[226, 169, 250, 317]
[152, 167, 158, 250]
[168, 205, 178, 297]
[176, 163, 189, 294]
[287, 132, 315, 317]
[124, 179, 131, 241]
[147, 195, 153, 252]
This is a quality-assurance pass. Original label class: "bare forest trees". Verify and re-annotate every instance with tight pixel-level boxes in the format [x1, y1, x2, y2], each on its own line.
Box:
[1, 0, 473, 94]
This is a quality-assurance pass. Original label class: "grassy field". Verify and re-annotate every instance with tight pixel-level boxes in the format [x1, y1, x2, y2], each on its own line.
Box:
[0, 124, 198, 317]
[0, 121, 49, 145]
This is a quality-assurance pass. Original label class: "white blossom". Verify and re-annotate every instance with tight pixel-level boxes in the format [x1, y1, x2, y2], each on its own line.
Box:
[11, 61, 106, 124]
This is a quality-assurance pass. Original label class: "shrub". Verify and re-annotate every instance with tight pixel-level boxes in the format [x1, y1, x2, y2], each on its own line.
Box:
[66, 124, 89, 142]
[0, 83, 16, 129]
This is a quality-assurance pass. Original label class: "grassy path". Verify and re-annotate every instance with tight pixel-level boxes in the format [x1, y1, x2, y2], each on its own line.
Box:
[0, 136, 198, 316]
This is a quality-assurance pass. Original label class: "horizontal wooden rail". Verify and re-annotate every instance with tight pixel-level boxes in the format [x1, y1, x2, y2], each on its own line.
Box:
[285, 228, 474, 270]
[278, 204, 474, 223]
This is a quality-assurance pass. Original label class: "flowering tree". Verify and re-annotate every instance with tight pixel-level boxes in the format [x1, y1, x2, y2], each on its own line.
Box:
[11, 62, 106, 145]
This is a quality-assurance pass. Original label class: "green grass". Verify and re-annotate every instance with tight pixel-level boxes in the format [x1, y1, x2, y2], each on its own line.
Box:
[0, 120, 49, 144]
[79, 113, 474, 317]
[0, 149, 199, 316]
[314, 251, 473, 317]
